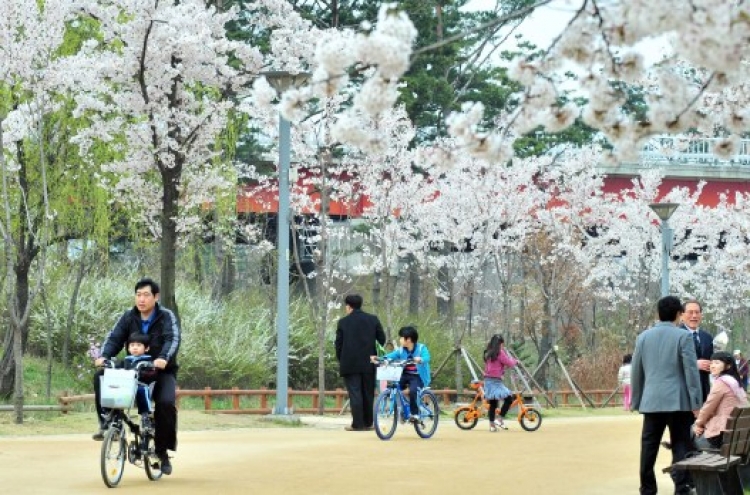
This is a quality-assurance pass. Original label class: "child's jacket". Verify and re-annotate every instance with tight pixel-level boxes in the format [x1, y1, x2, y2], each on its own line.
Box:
[384, 343, 431, 387]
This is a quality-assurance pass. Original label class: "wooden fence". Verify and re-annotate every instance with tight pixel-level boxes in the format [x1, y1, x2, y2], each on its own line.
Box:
[44, 387, 624, 414]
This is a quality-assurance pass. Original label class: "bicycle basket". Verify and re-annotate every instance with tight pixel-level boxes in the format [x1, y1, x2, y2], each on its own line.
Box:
[100, 368, 138, 409]
[376, 365, 403, 382]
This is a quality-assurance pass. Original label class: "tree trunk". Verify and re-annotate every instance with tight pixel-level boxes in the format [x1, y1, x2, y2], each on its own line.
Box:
[317, 312, 327, 415]
[372, 270, 381, 308]
[160, 169, 180, 321]
[536, 297, 556, 389]
[437, 264, 453, 318]
[454, 337, 463, 401]
[13, 318, 23, 424]
[42, 289, 53, 400]
[64, 250, 88, 368]
[193, 244, 204, 288]
[0, 262, 32, 399]
[8, 261, 31, 419]
[211, 241, 235, 301]
[408, 256, 420, 316]
[0, 340, 14, 398]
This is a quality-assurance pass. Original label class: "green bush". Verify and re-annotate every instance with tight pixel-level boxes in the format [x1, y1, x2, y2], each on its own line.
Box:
[174, 289, 275, 389]
[20, 268, 526, 394]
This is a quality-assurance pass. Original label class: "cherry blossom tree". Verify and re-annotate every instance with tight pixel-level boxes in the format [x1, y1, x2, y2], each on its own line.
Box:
[669, 192, 750, 329]
[0, 1, 76, 420]
[286, 1, 750, 163]
[67, 0, 309, 316]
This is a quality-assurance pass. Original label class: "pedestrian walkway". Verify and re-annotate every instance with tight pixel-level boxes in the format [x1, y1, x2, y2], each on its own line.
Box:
[298, 414, 350, 429]
[3, 413, 675, 494]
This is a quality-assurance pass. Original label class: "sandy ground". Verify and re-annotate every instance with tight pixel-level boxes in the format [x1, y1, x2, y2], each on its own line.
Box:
[0, 413, 677, 494]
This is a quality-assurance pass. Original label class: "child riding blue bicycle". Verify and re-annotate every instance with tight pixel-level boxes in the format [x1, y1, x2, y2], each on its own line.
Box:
[371, 326, 439, 440]
[372, 326, 431, 422]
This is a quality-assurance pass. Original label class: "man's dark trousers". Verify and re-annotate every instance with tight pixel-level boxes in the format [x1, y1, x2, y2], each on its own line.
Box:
[344, 372, 376, 429]
[640, 411, 694, 495]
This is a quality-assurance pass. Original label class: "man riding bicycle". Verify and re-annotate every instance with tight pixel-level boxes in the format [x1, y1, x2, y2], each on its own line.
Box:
[93, 278, 180, 475]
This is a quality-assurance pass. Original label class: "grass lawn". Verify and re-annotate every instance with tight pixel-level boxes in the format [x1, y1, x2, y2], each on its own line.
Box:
[0, 409, 291, 436]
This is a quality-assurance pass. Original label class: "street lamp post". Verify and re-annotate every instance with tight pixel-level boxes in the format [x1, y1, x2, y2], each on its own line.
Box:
[263, 70, 310, 415]
[648, 202, 680, 297]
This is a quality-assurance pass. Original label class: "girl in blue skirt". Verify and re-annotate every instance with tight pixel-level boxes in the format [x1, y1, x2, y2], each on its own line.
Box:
[483, 334, 518, 432]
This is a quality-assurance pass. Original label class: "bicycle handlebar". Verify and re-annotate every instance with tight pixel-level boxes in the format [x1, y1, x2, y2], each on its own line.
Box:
[100, 359, 117, 369]
[99, 358, 157, 373]
[373, 357, 415, 367]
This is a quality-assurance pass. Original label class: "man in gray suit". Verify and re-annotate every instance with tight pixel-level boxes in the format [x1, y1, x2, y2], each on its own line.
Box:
[631, 295, 702, 495]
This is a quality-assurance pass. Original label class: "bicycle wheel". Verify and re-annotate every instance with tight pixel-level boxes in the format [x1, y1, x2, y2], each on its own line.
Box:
[101, 424, 127, 488]
[373, 391, 398, 440]
[413, 390, 439, 439]
[520, 407, 543, 432]
[453, 406, 479, 430]
[143, 434, 163, 481]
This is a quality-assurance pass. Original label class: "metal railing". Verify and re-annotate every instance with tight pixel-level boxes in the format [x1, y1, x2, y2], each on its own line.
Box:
[639, 136, 750, 167]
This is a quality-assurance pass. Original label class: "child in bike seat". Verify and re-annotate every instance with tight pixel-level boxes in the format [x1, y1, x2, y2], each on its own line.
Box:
[380, 326, 431, 422]
[123, 332, 156, 429]
[483, 334, 518, 432]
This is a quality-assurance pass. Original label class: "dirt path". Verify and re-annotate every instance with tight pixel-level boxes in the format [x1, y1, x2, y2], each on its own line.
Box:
[1, 414, 676, 494]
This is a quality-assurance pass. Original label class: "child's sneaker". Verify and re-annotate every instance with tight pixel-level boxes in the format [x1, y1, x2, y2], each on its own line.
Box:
[494, 418, 508, 430]
[409, 414, 420, 423]
[489, 424, 498, 432]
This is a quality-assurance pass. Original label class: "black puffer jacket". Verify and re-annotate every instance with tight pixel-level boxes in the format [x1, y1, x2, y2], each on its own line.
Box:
[101, 303, 181, 373]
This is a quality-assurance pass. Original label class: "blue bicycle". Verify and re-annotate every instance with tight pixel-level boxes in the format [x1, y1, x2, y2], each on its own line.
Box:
[373, 359, 439, 440]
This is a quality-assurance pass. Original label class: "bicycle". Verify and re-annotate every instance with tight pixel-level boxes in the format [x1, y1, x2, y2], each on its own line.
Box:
[372, 358, 439, 440]
[98, 359, 163, 487]
[453, 373, 542, 432]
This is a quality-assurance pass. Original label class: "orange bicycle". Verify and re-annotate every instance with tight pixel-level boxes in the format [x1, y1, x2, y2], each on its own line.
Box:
[453, 374, 542, 432]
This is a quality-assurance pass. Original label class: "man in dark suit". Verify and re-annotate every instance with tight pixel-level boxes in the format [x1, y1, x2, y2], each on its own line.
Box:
[335, 294, 386, 431]
[631, 295, 702, 495]
[680, 299, 713, 403]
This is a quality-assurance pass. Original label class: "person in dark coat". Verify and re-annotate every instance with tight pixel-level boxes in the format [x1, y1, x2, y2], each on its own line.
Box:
[680, 300, 714, 403]
[93, 278, 180, 475]
[335, 294, 386, 431]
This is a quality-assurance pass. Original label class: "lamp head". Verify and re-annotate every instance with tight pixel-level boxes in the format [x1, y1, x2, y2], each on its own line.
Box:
[648, 202, 680, 222]
[261, 70, 311, 93]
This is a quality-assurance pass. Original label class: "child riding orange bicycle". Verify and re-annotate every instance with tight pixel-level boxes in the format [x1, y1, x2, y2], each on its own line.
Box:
[481, 334, 517, 431]
[454, 338, 543, 434]
[454, 374, 542, 431]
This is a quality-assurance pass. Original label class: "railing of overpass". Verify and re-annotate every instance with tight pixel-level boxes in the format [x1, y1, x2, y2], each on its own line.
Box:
[640, 136, 750, 166]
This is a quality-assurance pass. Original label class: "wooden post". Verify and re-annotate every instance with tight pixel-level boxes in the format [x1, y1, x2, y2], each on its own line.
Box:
[260, 387, 268, 410]
[204, 387, 212, 411]
[601, 384, 622, 408]
[232, 387, 240, 410]
[59, 391, 69, 414]
[312, 388, 319, 410]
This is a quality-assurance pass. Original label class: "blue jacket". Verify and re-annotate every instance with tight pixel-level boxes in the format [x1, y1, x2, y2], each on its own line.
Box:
[384, 343, 431, 387]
